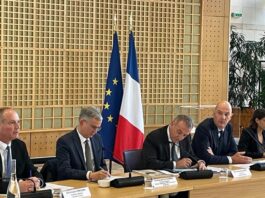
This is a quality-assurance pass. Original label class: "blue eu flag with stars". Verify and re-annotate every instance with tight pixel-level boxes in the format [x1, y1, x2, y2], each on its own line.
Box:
[99, 31, 123, 159]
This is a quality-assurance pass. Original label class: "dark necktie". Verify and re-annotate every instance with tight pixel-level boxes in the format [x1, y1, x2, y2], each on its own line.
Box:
[85, 140, 93, 171]
[217, 131, 224, 154]
[171, 142, 178, 161]
[5, 146, 11, 178]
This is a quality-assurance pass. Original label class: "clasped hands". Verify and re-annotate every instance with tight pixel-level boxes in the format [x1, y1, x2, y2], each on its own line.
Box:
[176, 158, 206, 170]
[19, 176, 40, 192]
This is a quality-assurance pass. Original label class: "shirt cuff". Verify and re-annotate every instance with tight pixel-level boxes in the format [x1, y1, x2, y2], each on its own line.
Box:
[39, 178, 45, 188]
[173, 161, 176, 169]
[87, 171, 92, 180]
[227, 156, 232, 164]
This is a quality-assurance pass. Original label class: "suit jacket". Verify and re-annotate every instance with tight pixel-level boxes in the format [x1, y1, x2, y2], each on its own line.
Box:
[0, 139, 42, 180]
[238, 127, 265, 158]
[56, 129, 107, 180]
[192, 118, 238, 164]
[142, 125, 200, 170]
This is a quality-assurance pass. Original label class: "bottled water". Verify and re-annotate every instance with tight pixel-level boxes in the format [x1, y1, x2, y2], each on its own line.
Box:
[7, 159, 20, 198]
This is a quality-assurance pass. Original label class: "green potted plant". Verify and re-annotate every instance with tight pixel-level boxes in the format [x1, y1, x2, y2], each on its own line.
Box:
[229, 30, 265, 108]
[229, 30, 265, 136]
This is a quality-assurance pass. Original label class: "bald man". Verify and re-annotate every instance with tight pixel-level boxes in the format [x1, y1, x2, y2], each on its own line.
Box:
[192, 101, 252, 164]
[0, 107, 44, 192]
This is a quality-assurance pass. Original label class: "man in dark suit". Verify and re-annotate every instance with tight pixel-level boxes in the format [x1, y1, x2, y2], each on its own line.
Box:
[143, 115, 205, 198]
[143, 114, 205, 170]
[192, 101, 252, 164]
[0, 107, 43, 192]
[56, 106, 109, 181]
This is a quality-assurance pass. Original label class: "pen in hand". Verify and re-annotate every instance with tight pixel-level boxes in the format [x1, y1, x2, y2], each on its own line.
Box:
[100, 167, 111, 177]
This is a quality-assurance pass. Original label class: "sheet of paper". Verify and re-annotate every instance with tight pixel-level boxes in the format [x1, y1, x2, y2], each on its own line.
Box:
[44, 183, 74, 191]
[206, 166, 223, 173]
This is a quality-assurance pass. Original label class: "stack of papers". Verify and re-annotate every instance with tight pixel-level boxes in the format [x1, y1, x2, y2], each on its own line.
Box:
[133, 169, 179, 178]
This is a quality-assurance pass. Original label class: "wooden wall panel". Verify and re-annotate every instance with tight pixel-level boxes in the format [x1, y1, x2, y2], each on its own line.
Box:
[30, 131, 68, 157]
[1, 0, 231, 157]
[200, 0, 230, 106]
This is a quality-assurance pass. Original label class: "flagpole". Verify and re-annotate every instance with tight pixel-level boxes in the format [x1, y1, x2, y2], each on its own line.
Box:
[114, 14, 117, 32]
[107, 14, 118, 175]
[113, 13, 144, 163]
[129, 13, 132, 31]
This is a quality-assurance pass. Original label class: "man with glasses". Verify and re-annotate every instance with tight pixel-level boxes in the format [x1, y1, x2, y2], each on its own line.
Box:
[192, 101, 252, 164]
[56, 106, 109, 181]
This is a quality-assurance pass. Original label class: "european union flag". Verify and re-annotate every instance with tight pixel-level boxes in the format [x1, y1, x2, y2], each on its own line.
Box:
[99, 32, 123, 159]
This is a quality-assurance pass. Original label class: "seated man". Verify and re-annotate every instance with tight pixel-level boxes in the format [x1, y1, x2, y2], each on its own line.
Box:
[192, 101, 252, 164]
[56, 106, 109, 181]
[143, 114, 206, 170]
[0, 107, 44, 193]
[143, 115, 205, 198]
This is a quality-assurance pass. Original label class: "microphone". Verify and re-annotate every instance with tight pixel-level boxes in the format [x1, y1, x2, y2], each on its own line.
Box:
[110, 162, 144, 188]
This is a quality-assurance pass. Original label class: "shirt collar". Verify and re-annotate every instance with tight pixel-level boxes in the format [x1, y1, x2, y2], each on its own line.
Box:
[76, 128, 88, 143]
[0, 141, 11, 152]
[167, 125, 179, 145]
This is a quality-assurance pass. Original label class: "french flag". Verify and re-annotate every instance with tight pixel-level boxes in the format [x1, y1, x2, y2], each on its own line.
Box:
[113, 31, 144, 164]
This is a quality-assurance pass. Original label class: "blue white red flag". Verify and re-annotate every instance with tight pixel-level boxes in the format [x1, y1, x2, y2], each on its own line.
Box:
[113, 31, 144, 163]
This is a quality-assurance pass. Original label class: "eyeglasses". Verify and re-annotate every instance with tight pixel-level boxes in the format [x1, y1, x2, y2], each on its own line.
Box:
[89, 125, 102, 132]
[83, 119, 102, 131]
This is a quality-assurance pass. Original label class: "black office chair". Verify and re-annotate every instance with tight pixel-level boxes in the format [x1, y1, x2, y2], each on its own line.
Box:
[40, 158, 59, 182]
[123, 149, 144, 172]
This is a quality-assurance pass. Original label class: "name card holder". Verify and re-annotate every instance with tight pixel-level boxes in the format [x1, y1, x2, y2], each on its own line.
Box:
[145, 176, 177, 189]
[62, 187, 91, 198]
[230, 169, 252, 178]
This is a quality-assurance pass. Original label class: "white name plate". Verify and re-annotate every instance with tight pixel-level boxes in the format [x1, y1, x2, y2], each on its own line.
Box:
[62, 187, 91, 198]
[230, 169, 252, 178]
[150, 177, 177, 188]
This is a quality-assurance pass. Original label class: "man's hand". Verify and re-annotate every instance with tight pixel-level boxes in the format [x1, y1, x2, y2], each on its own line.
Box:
[197, 160, 207, 170]
[175, 158, 192, 168]
[89, 169, 110, 181]
[191, 160, 206, 170]
[28, 177, 41, 189]
[19, 180, 35, 192]
[207, 147, 214, 155]
[231, 152, 252, 164]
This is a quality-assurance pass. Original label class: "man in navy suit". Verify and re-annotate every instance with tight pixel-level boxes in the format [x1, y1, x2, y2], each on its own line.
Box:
[0, 107, 43, 192]
[192, 101, 252, 164]
[56, 106, 109, 181]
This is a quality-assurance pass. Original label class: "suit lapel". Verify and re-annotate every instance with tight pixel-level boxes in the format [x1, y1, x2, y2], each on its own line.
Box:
[162, 127, 170, 160]
[0, 154, 2, 178]
[72, 131, 87, 169]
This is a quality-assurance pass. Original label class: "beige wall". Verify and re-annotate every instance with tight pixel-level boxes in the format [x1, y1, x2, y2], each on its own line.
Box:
[0, 0, 230, 157]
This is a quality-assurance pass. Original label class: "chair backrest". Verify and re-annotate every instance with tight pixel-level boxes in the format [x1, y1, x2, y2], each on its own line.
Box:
[40, 158, 59, 182]
[123, 149, 144, 172]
